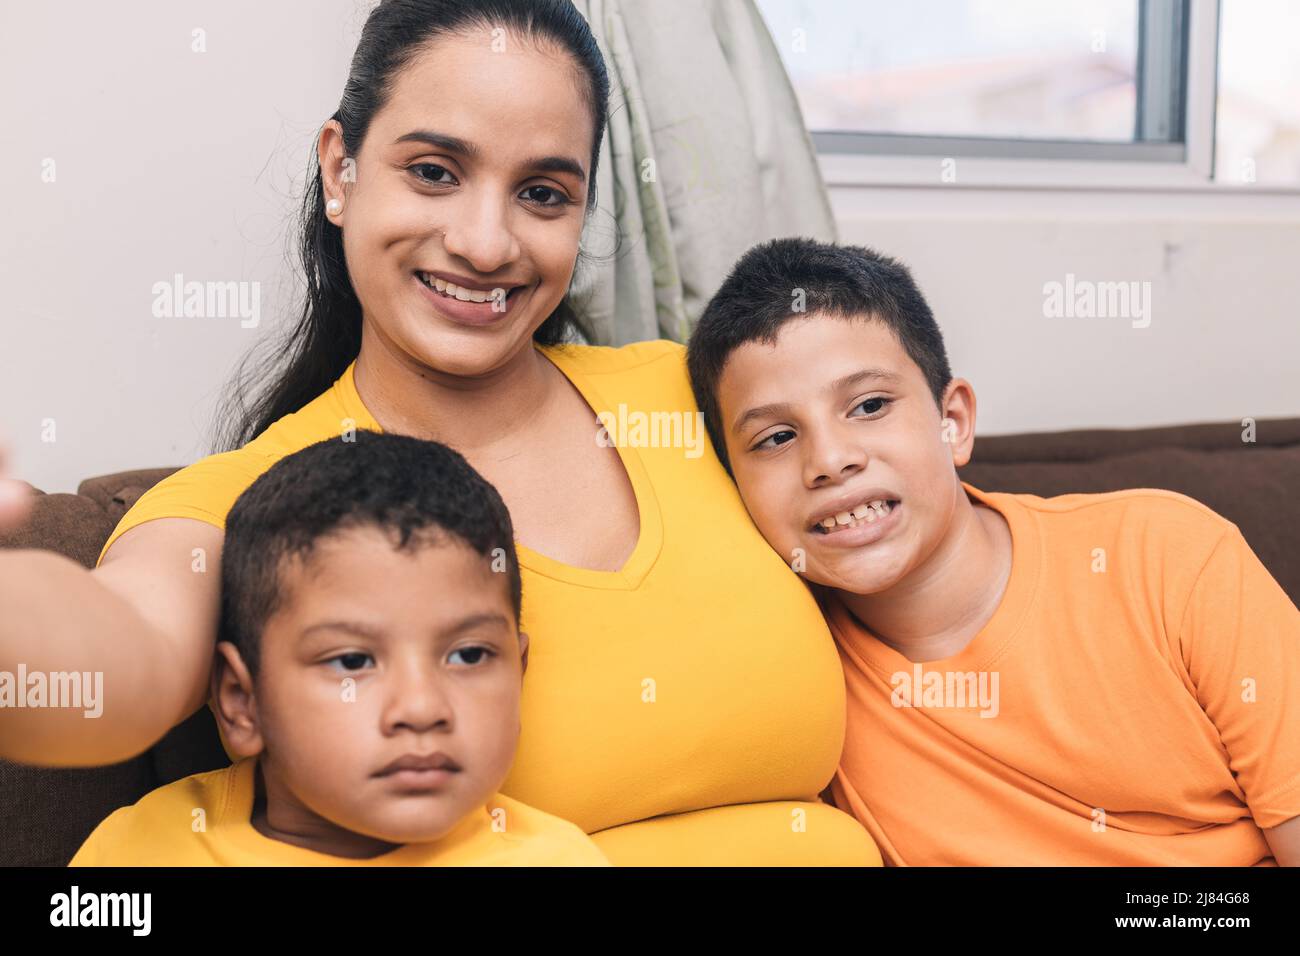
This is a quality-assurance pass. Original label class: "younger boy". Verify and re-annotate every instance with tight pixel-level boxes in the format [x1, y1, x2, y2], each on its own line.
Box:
[72, 431, 608, 866]
[687, 237, 1300, 866]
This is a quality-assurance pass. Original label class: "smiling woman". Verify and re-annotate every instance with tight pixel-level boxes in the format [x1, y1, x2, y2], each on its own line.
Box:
[0, 0, 880, 867]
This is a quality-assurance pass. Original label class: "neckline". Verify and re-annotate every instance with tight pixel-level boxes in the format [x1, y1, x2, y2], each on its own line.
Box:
[824, 482, 1041, 674]
[221, 757, 487, 865]
[339, 346, 664, 592]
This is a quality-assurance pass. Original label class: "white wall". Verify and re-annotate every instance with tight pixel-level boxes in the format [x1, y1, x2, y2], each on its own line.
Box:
[829, 185, 1300, 436]
[5, 2, 1299, 493]
[2, 0, 369, 493]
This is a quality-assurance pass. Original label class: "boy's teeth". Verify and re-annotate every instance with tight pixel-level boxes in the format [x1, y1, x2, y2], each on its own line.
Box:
[816, 498, 896, 532]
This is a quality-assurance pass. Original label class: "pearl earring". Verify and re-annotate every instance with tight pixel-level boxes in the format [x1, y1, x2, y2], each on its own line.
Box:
[326, 198, 342, 215]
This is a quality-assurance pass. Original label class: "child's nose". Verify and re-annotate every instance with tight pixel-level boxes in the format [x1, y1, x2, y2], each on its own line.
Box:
[380, 667, 455, 734]
[803, 422, 868, 486]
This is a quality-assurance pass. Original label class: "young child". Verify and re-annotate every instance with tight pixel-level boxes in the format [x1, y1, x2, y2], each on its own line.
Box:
[72, 431, 608, 866]
[687, 237, 1300, 866]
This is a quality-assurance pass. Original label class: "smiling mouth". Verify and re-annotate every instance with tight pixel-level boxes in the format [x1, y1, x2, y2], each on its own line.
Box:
[811, 499, 900, 534]
[415, 271, 524, 304]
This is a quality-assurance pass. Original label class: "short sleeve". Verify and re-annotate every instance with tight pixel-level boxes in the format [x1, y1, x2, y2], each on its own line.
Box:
[96, 448, 271, 566]
[67, 808, 129, 866]
[1179, 525, 1300, 828]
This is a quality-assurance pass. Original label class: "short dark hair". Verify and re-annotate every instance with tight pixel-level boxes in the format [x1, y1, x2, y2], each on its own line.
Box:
[687, 237, 953, 474]
[219, 430, 521, 677]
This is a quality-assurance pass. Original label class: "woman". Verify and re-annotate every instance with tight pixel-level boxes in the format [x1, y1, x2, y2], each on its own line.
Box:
[0, 0, 879, 866]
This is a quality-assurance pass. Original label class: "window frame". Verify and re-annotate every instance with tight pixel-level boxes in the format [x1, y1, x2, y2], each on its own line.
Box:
[809, 0, 1224, 191]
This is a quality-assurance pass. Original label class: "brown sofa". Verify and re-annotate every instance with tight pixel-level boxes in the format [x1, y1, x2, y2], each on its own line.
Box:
[3, 418, 1299, 866]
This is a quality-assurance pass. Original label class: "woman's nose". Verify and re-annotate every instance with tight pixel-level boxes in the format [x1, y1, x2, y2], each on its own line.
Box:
[440, 189, 521, 276]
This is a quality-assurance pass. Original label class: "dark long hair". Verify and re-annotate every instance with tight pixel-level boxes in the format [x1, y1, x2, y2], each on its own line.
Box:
[214, 0, 610, 451]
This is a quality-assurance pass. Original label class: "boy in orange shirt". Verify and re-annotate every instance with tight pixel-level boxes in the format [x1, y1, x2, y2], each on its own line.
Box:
[687, 237, 1300, 866]
[72, 432, 607, 866]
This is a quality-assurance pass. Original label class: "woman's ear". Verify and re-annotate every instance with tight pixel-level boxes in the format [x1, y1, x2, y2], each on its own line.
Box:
[318, 120, 350, 222]
[211, 641, 263, 758]
[517, 630, 530, 678]
[939, 378, 978, 468]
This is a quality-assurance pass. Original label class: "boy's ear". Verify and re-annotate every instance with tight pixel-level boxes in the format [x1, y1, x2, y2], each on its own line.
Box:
[939, 378, 978, 468]
[212, 641, 264, 758]
[517, 630, 530, 677]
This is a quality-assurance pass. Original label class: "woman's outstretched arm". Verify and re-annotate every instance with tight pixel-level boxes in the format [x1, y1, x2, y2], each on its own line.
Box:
[0, 518, 224, 767]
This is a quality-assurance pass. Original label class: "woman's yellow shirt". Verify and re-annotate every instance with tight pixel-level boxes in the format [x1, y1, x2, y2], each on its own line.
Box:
[98, 340, 881, 866]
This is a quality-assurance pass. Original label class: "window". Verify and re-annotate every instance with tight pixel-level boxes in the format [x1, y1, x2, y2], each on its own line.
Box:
[1215, 0, 1300, 185]
[759, 0, 1300, 188]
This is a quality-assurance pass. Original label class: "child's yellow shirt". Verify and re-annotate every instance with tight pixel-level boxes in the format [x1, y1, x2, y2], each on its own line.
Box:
[70, 757, 610, 866]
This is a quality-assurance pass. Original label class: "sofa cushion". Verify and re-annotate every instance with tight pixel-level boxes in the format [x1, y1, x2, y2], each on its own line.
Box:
[2, 416, 1297, 865]
[958, 418, 1300, 605]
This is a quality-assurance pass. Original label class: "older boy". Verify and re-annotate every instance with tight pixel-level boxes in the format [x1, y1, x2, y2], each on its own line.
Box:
[688, 237, 1300, 866]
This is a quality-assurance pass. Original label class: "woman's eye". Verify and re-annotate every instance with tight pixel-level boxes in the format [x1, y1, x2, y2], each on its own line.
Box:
[410, 163, 456, 185]
[755, 429, 796, 450]
[448, 646, 495, 667]
[327, 652, 374, 672]
[854, 397, 891, 416]
[521, 185, 567, 207]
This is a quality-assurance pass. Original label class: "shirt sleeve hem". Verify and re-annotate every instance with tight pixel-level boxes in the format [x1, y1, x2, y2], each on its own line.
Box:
[96, 506, 227, 567]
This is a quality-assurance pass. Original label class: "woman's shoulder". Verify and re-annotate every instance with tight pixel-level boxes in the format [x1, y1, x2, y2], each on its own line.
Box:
[97, 369, 365, 564]
[541, 338, 685, 375]
[541, 338, 692, 406]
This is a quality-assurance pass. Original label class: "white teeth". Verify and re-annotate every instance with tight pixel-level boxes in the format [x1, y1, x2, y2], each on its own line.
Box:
[422, 274, 492, 303]
[815, 498, 897, 533]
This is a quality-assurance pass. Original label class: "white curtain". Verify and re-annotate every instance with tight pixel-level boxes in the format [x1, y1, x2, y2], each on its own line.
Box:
[571, 0, 837, 344]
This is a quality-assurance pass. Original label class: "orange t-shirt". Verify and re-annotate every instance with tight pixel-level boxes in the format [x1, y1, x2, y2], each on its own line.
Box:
[826, 483, 1300, 866]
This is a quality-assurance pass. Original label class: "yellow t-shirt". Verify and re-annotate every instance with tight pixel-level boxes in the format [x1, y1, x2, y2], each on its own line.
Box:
[98, 340, 880, 867]
[828, 483, 1300, 866]
[70, 757, 609, 866]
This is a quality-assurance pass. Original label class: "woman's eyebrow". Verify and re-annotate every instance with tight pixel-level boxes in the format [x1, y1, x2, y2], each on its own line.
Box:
[394, 129, 477, 154]
[527, 154, 586, 180]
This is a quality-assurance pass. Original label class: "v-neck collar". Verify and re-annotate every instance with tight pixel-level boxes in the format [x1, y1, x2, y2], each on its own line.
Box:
[338, 346, 664, 592]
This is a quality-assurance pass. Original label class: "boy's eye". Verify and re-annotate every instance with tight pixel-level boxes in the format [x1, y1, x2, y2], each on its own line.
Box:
[755, 429, 796, 450]
[448, 646, 495, 667]
[409, 163, 456, 186]
[327, 652, 374, 672]
[853, 397, 891, 416]
[521, 184, 569, 207]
